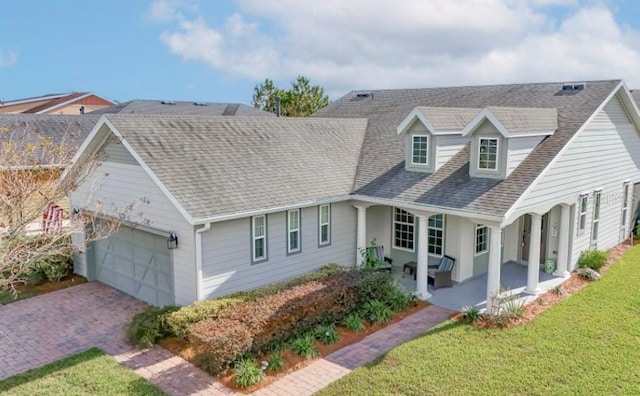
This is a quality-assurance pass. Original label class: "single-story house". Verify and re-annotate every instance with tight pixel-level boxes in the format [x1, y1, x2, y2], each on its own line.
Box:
[67, 80, 640, 312]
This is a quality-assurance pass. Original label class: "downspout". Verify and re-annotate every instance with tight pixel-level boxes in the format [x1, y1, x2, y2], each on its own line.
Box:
[195, 222, 212, 301]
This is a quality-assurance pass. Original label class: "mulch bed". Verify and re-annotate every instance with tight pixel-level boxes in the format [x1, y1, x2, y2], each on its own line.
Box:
[470, 241, 633, 329]
[2, 274, 86, 304]
[160, 300, 429, 393]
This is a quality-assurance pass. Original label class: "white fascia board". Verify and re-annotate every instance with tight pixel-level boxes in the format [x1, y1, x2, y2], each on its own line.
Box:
[35, 93, 93, 114]
[461, 109, 510, 137]
[397, 107, 437, 135]
[502, 81, 625, 222]
[192, 195, 351, 225]
[3, 93, 68, 106]
[616, 81, 640, 132]
[59, 115, 110, 182]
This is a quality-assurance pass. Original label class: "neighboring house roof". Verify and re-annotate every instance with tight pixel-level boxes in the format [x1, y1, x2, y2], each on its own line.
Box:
[92, 114, 367, 221]
[0, 92, 115, 114]
[92, 99, 274, 117]
[631, 89, 640, 108]
[314, 80, 622, 217]
[0, 114, 99, 167]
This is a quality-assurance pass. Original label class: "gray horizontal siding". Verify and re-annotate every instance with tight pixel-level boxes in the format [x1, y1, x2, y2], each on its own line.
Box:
[200, 201, 356, 298]
[506, 136, 543, 176]
[517, 95, 640, 267]
[435, 136, 468, 170]
[70, 150, 196, 305]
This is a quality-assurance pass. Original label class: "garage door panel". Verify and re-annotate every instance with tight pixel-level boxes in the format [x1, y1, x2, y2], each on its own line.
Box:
[92, 226, 174, 306]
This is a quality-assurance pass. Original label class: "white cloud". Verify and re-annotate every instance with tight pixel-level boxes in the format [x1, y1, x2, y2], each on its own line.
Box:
[151, 0, 640, 97]
[0, 50, 17, 68]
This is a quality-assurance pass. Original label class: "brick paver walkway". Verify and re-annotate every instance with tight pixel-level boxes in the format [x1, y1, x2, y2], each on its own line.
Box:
[1, 283, 453, 395]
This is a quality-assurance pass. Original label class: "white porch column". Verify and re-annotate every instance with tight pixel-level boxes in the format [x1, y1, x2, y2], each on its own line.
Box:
[415, 214, 431, 300]
[525, 213, 542, 295]
[354, 204, 369, 265]
[486, 225, 502, 313]
[554, 204, 571, 277]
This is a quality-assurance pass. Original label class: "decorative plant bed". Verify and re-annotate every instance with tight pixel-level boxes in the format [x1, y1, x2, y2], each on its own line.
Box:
[160, 300, 428, 393]
[0, 274, 86, 305]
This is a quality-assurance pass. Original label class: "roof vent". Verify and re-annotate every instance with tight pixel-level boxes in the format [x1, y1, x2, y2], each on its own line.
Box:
[562, 82, 585, 91]
[356, 92, 371, 98]
[194, 102, 208, 106]
[160, 101, 176, 105]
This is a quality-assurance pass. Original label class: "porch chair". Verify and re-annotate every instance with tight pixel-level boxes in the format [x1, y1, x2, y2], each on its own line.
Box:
[366, 245, 393, 271]
[427, 255, 456, 289]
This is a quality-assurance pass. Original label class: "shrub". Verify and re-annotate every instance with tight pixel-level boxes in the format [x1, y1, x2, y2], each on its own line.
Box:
[487, 291, 526, 328]
[189, 271, 363, 374]
[342, 313, 365, 332]
[126, 306, 180, 348]
[386, 289, 413, 312]
[191, 318, 254, 375]
[233, 357, 264, 389]
[267, 353, 285, 372]
[363, 300, 393, 324]
[355, 271, 397, 305]
[166, 264, 347, 339]
[460, 305, 482, 323]
[552, 285, 564, 295]
[291, 334, 318, 359]
[578, 249, 608, 270]
[314, 324, 340, 344]
[576, 266, 601, 281]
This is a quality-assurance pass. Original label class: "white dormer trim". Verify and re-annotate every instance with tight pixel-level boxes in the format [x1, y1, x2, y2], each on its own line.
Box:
[397, 107, 437, 135]
[462, 109, 509, 137]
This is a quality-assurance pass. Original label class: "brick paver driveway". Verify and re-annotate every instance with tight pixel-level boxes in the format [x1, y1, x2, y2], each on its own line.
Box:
[0, 282, 147, 380]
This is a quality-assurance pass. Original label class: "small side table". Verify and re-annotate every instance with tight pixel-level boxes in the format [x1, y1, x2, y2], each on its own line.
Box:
[403, 261, 417, 280]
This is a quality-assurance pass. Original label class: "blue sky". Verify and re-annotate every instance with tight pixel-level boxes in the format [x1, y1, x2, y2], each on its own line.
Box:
[2, 1, 640, 105]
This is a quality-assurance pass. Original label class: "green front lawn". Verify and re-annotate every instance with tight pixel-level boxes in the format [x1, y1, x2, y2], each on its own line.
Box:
[0, 289, 34, 305]
[319, 246, 640, 396]
[0, 348, 166, 395]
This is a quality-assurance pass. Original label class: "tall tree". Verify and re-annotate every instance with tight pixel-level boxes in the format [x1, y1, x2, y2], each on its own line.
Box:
[252, 75, 329, 117]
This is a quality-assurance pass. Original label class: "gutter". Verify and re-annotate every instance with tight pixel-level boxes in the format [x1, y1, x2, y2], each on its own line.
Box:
[194, 222, 212, 300]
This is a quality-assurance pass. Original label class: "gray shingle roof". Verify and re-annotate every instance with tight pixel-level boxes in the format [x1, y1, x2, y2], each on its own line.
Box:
[315, 80, 621, 217]
[103, 114, 368, 220]
[484, 107, 558, 135]
[0, 114, 99, 166]
[415, 106, 480, 132]
[93, 100, 273, 117]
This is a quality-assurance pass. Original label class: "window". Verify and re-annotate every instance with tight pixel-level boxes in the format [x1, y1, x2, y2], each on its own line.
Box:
[412, 135, 428, 165]
[318, 204, 331, 246]
[252, 215, 267, 262]
[577, 194, 588, 235]
[475, 224, 488, 255]
[622, 182, 630, 227]
[478, 138, 499, 170]
[287, 209, 301, 254]
[393, 208, 415, 251]
[428, 214, 444, 256]
[591, 190, 601, 248]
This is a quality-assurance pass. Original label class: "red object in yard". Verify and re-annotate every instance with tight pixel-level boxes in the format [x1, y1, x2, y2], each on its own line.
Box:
[42, 203, 63, 234]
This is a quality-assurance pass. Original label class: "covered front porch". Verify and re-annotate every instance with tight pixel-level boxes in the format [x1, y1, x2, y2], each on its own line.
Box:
[354, 200, 575, 312]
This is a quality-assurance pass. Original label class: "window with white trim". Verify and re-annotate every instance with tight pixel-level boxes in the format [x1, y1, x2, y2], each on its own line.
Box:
[577, 194, 588, 235]
[475, 224, 488, 255]
[412, 135, 429, 165]
[591, 190, 601, 248]
[393, 208, 415, 251]
[622, 182, 630, 227]
[428, 214, 444, 256]
[318, 204, 331, 246]
[252, 215, 267, 262]
[478, 137, 499, 170]
[287, 209, 301, 254]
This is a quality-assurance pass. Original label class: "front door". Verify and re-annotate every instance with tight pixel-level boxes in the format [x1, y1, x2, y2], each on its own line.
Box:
[520, 214, 548, 264]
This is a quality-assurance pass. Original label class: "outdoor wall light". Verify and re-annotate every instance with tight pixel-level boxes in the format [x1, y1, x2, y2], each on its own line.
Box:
[167, 231, 178, 249]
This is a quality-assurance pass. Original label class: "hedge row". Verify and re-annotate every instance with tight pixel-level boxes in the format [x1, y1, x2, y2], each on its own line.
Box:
[189, 270, 366, 375]
[165, 264, 347, 339]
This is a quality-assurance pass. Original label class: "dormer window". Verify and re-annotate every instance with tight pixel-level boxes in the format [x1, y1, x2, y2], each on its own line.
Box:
[478, 137, 498, 170]
[412, 135, 429, 165]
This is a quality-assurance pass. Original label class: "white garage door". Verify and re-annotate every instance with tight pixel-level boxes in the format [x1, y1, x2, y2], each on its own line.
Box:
[92, 226, 174, 306]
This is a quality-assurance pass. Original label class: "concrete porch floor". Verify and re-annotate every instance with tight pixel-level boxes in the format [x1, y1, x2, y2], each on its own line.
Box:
[392, 261, 566, 312]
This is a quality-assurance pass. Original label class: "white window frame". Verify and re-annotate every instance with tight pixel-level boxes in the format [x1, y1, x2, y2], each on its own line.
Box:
[577, 194, 588, 235]
[428, 214, 445, 257]
[478, 137, 499, 171]
[252, 215, 267, 263]
[590, 190, 601, 248]
[411, 135, 429, 165]
[621, 182, 630, 228]
[475, 224, 488, 256]
[287, 209, 301, 254]
[318, 204, 331, 246]
[393, 207, 415, 252]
